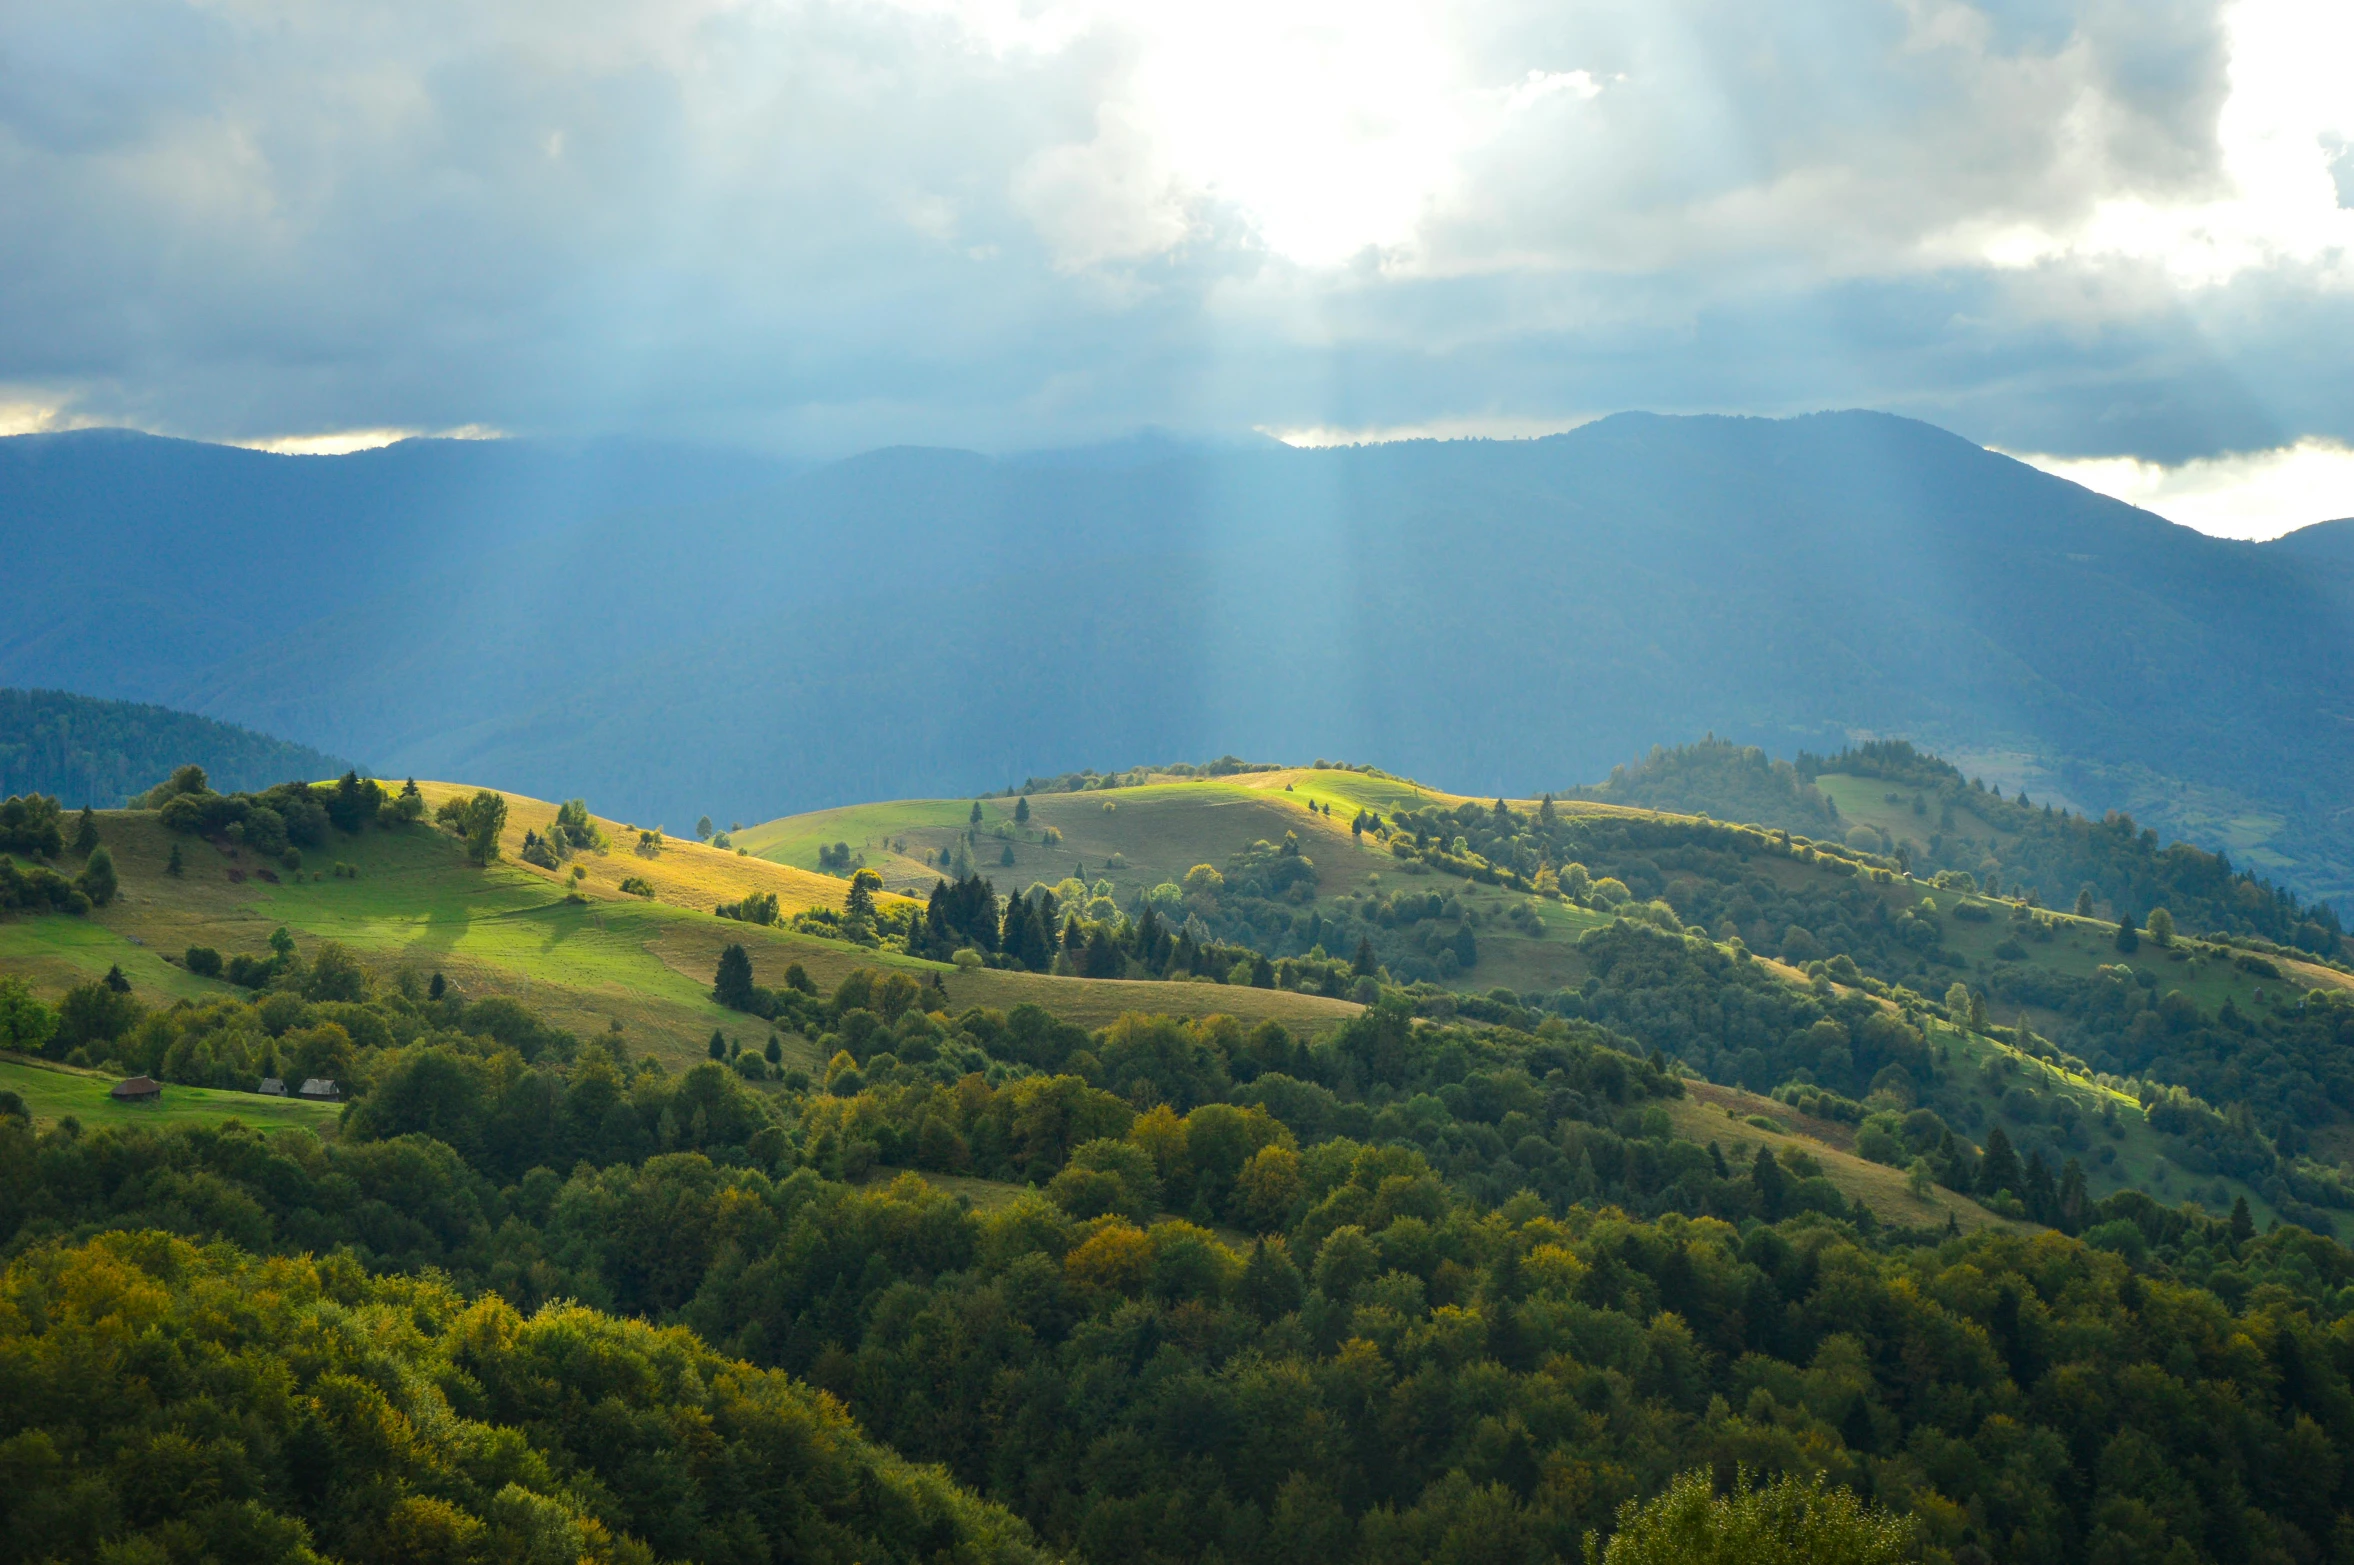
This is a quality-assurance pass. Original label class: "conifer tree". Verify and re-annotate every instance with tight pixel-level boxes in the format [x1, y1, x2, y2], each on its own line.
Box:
[708, 1030, 727, 1060]
[2114, 912, 2139, 953]
[166, 842, 183, 877]
[969, 800, 983, 825]
[72, 806, 99, 855]
[78, 847, 117, 907]
[428, 971, 446, 1001]
[712, 943, 756, 1010]
[1978, 1126, 2022, 1199]
[1014, 796, 1030, 824]
[2075, 886, 2096, 917]
[1751, 1143, 1787, 1220]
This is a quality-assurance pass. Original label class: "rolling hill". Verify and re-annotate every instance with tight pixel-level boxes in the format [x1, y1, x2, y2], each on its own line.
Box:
[9, 412, 2354, 913]
[10, 754, 2354, 1562]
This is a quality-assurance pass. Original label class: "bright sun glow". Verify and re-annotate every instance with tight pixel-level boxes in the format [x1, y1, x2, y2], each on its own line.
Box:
[2007, 439, 2354, 540]
[939, 0, 1604, 267]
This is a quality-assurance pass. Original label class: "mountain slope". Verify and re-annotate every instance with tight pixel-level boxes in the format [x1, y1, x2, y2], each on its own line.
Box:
[0, 686, 348, 804]
[11, 413, 2353, 909]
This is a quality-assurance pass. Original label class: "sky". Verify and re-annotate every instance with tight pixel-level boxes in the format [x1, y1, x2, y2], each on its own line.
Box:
[2, 0, 2351, 537]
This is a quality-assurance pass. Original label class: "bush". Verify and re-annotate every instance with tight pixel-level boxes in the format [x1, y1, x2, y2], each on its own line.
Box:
[618, 876, 655, 898]
[184, 946, 223, 978]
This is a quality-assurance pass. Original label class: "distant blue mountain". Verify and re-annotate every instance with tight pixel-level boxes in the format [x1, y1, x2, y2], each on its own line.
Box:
[5, 413, 2349, 909]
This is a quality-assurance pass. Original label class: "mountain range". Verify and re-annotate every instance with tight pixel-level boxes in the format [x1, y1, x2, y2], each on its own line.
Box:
[6, 412, 2349, 910]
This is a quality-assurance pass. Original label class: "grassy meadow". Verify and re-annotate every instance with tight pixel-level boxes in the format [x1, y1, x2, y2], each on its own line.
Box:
[1, 794, 1360, 1074]
[0, 1052, 343, 1134]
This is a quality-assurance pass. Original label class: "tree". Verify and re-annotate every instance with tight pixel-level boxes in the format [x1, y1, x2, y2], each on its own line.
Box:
[970, 801, 983, 825]
[844, 869, 881, 943]
[1000, 843, 1016, 867]
[2146, 907, 2175, 946]
[165, 842, 183, 877]
[428, 971, 446, 1001]
[2114, 912, 2139, 953]
[2075, 886, 2097, 918]
[453, 790, 508, 865]
[713, 944, 756, 1011]
[326, 771, 382, 833]
[2231, 1195, 2255, 1243]
[709, 1030, 727, 1060]
[385, 777, 427, 826]
[1352, 937, 1377, 977]
[76, 846, 117, 907]
[72, 806, 99, 855]
[1979, 1126, 2022, 1199]
[765, 1034, 782, 1064]
[1944, 981, 1972, 1023]
[0, 975, 57, 1053]
[1751, 1144, 1787, 1220]
[696, 815, 714, 842]
[1015, 796, 1030, 824]
[1592, 1467, 1911, 1565]
[102, 963, 131, 994]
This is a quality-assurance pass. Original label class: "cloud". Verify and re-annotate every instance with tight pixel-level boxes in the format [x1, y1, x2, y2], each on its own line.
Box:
[0, 0, 2344, 464]
[2009, 438, 2354, 539]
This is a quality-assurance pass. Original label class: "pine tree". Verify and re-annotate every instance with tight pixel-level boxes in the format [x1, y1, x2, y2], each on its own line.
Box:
[78, 847, 118, 907]
[1751, 1144, 1788, 1220]
[1978, 1126, 2022, 1200]
[2075, 886, 2097, 918]
[428, 971, 446, 1001]
[1352, 936, 1376, 977]
[1015, 795, 1030, 824]
[969, 800, 983, 825]
[102, 963, 131, 995]
[2231, 1195, 2255, 1243]
[1539, 793, 1556, 825]
[2114, 912, 2139, 953]
[2023, 1151, 2058, 1224]
[72, 806, 99, 855]
[712, 943, 756, 1010]
[166, 842, 184, 877]
[765, 1034, 782, 1064]
[708, 1031, 727, 1060]
[2058, 1157, 2089, 1234]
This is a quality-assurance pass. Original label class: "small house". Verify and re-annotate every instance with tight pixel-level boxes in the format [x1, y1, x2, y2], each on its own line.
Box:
[258, 1078, 285, 1096]
[111, 1076, 161, 1103]
[296, 1078, 340, 1102]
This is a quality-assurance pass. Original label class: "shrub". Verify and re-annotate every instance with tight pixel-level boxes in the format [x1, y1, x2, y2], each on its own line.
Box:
[184, 946, 223, 978]
[618, 876, 655, 898]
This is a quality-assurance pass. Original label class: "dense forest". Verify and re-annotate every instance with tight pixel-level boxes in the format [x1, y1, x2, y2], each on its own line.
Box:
[0, 686, 349, 806]
[10, 935, 2354, 1563]
[1570, 737, 1841, 836]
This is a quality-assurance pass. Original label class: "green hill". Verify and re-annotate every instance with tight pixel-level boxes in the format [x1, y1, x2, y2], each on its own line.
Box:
[1, 686, 350, 806]
[15, 757, 2354, 1562]
[0, 782, 1356, 1078]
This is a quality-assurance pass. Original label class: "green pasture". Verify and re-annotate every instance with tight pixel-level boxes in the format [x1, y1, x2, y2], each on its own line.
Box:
[0, 1053, 342, 1135]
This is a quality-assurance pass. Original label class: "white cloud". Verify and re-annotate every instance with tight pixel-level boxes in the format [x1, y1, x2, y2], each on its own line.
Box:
[230, 425, 505, 456]
[1968, 0, 2354, 283]
[2008, 438, 2354, 539]
[1262, 413, 1598, 447]
[0, 0, 2348, 462]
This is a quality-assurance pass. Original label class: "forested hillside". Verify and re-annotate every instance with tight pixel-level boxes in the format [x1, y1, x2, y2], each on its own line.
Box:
[0, 686, 347, 805]
[9, 413, 2352, 911]
[6, 926, 2354, 1564]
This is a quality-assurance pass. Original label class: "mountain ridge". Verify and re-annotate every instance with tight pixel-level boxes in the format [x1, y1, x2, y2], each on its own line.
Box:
[7, 411, 2349, 910]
